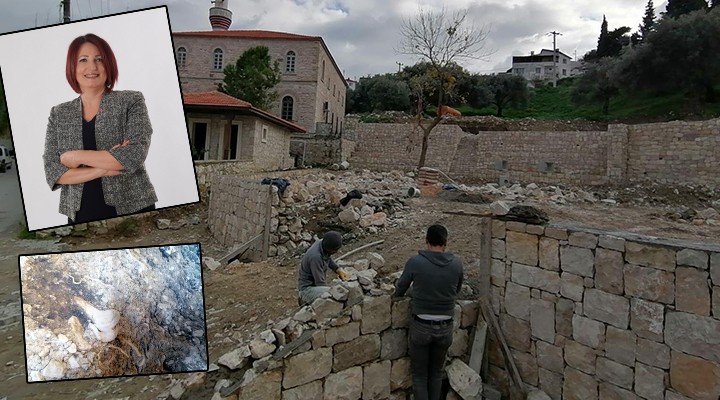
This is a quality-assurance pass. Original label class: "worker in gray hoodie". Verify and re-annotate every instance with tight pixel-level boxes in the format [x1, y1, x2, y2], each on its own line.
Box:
[394, 224, 463, 400]
[298, 231, 349, 305]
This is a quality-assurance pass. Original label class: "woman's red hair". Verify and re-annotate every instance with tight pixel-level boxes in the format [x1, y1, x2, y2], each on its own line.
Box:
[65, 34, 118, 94]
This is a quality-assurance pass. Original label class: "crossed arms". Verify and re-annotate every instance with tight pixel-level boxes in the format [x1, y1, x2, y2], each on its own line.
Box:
[55, 140, 128, 185]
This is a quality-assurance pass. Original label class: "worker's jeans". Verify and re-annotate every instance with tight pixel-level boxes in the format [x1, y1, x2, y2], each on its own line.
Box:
[408, 317, 453, 400]
[299, 286, 330, 305]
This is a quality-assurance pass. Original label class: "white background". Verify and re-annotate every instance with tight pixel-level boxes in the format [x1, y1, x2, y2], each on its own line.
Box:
[0, 7, 199, 231]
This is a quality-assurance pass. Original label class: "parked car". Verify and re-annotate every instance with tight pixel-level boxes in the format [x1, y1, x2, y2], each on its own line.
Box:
[0, 145, 13, 172]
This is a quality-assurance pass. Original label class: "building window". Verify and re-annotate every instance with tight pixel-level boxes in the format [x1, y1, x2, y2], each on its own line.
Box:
[321, 60, 325, 82]
[333, 84, 336, 97]
[285, 51, 296, 73]
[563, 58, 568, 64]
[281, 96, 294, 120]
[176, 47, 187, 68]
[562, 69, 567, 76]
[535, 67, 541, 74]
[213, 48, 223, 70]
[515, 68, 525, 75]
[262, 125, 268, 143]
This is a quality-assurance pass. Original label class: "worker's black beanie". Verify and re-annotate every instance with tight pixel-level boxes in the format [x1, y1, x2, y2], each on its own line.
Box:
[322, 231, 343, 252]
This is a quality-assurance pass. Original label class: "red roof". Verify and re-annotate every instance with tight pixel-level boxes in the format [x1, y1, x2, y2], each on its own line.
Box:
[183, 91, 306, 133]
[173, 30, 320, 41]
[183, 91, 252, 108]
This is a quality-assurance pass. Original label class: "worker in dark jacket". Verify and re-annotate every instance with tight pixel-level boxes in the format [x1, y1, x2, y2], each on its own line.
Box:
[394, 224, 463, 400]
[298, 231, 349, 305]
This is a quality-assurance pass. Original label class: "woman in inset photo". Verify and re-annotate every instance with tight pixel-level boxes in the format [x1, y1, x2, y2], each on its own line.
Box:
[43, 33, 157, 224]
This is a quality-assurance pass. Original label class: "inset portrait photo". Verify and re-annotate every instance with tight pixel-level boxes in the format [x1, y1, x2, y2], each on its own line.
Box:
[19, 244, 207, 382]
[0, 6, 199, 231]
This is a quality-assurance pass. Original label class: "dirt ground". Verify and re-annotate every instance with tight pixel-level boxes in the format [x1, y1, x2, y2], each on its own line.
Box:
[1, 177, 719, 399]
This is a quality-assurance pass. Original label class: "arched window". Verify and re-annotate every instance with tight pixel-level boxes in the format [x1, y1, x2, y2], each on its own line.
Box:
[285, 51, 296, 73]
[176, 47, 187, 68]
[213, 48, 224, 70]
[281, 96, 294, 120]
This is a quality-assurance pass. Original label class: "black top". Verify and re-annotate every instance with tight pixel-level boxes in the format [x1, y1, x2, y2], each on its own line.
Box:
[73, 116, 117, 223]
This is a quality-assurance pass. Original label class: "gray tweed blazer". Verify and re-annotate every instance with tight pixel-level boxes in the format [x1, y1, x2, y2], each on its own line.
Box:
[43, 90, 157, 221]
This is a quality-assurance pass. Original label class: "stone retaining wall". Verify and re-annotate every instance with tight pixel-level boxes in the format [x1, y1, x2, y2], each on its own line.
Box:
[347, 118, 720, 187]
[486, 219, 720, 399]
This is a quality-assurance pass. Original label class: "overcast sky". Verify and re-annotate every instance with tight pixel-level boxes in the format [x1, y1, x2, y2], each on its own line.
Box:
[1, 0, 666, 78]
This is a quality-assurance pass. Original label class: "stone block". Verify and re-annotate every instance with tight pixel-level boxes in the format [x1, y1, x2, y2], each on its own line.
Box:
[324, 367, 362, 400]
[670, 351, 720, 400]
[545, 227, 568, 240]
[492, 238, 506, 260]
[712, 253, 720, 286]
[458, 300, 478, 328]
[714, 287, 720, 318]
[283, 348, 332, 389]
[676, 249, 708, 269]
[563, 366, 598, 400]
[595, 248, 624, 295]
[625, 242, 675, 271]
[505, 281, 531, 320]
[531, 298, 555, 343]
[448, 328, 469, 357]
[491, 259, 506, 287]
[560, 246, 594, 277]
[572, 315, 606, 349]
[555, 298, 574, 338]
[664, 391, 693, 400]
[624, 264, 674, 304]
[333, 334, 381, 371]
[536, 340, 564, 374]
[281, 380, 322, 400]
[500, 313, 531, 352]
[512, 349, 539, 385]
[218, 345, 252, 370]
[361, 295, 391, 334]
[363, 361, 391, 400]
[538, 368, 563, 400]
[675, 267, 710, 316]
[391, 297, 410, 328]
[584, 289, 629, 329]
[381, 329, 407, 360]
[527, 225, 545, 235]
[564, 340, 596, 374]
[598, 235, 625, 251]
[446, 359, 483, 400]
[596, 357, 634, 390]
[605, 326, 636, 367]
[635, 362, 665, 400]
[511, 263, 560, 293]
[506, 231, 539, 266]
[506, 221, 527, 232]
[568, 232, 598, 249]
[390, 357, 411, 390]
[539, 238, 560, 271]
[630, 298, 665, 342]
[598, 383, 638, 400]
[560, 272, 584, 301]
[491, 219, 506, 238]
[636, 338, 670, 369]
[325, 322, 360, 347]
[239, 370, 281, 400]
[311, 298, 344, 322]
[249, 338, 276, 359]
[665, 311, 720, 363]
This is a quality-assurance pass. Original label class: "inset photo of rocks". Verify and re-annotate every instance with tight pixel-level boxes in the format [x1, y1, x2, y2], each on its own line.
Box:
[19, 244, 207, 382]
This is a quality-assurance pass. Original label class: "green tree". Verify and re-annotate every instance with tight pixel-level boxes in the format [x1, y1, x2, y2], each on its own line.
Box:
[347, 74, 411, 113]
[570, 58, 620, 115]
[640, 0, 657, 38]
[712, 0, 719, 8]
[615, 8, 720, 105]
[474, 75, 530, 117]
[596, 15, 611, 58]
[218, 46, 281, 111]
[664, 0, 708, 18]
[397, 8, 493, 168]
[586, 17, 630, 60]
[401, 61, 469, 108]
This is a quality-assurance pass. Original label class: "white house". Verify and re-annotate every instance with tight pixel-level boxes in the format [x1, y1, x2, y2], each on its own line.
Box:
[510, 49, 582, 83]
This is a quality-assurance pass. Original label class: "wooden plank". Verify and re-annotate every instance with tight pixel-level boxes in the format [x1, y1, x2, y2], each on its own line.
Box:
[442, 210, 493, 218]
[334, 240, 385, 262]
[479, 300, 525, 396]
[218, 233, 263, 264]
[262, 185, 272, 261]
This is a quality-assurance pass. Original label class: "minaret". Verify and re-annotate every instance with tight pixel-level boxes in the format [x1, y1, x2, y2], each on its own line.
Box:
[209, 0, 232, 31]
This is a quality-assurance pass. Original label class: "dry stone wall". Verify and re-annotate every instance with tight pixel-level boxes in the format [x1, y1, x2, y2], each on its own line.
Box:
[488, 219, 720, 400]
[348, 118, 720, 187]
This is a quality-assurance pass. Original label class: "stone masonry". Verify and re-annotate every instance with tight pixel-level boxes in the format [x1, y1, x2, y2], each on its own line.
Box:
[348, 118, 720, 188]
[488, 218, 720, 400]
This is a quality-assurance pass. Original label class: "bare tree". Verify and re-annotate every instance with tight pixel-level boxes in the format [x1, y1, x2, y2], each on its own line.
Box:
[397, 7, 493, 168]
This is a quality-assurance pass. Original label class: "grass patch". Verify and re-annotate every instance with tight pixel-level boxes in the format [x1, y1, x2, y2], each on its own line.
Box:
[16, 225, 36, 240]
[116, 218, 138, 237]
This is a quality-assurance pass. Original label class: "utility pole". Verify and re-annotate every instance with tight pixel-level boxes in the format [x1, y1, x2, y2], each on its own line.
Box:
[396, 61, 404, 73]
[62, 0, 71, 23]
[547, 30, 562, 87]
